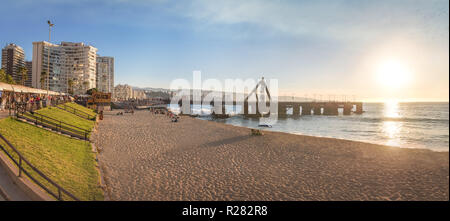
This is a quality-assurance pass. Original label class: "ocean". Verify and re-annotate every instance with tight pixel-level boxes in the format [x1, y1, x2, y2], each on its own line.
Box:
[169, 102, 449, 151]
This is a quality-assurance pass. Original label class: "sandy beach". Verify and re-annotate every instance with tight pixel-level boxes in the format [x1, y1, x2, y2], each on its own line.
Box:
[92, 110, 449, 201]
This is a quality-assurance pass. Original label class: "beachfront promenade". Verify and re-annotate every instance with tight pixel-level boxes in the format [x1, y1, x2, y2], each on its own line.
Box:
[93, 110, 448, 201]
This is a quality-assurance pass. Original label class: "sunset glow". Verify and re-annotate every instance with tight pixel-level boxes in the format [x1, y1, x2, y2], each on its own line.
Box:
[376, 60, 412, 89]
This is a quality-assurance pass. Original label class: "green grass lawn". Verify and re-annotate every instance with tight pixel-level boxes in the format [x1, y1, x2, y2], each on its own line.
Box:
[35, 106, 95, 134]
[62, 102, 97, 117]
[0, 117, 103, 201]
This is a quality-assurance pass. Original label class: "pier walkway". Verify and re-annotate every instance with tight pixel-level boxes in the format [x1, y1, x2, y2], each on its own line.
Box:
[176, 78, 364, 117]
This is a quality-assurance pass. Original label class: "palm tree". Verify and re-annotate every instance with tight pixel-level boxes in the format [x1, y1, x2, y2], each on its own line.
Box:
[5, 74, 15, 84]
[67, 79, 74, 94]
[0, 69, 16, 84]
[40, 71, 48, 89]
[83, 81, 89, 93]
[0, 69, 6, 83]
[18, 66, 28, 86]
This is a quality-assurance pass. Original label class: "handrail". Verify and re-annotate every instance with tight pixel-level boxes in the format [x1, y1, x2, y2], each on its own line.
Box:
[64, 104, 93, 116]
[28, 111, 90, 134]
[0, 133, 80, 201]
[57, 104, 95, 121]
[20, 112, 89, 140]
[14, 103, 89, 141]
[62, 104, 94, 117]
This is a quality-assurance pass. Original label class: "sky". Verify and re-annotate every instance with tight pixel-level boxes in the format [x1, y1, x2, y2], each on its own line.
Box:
[1, 0, 448, 101]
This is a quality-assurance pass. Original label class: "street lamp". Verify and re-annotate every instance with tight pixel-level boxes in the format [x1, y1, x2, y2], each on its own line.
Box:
[46, 20, 54, 96]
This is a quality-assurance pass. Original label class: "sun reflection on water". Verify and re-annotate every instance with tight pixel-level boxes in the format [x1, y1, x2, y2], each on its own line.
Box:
[382, 100, 403, 146]
[384, 100, 400, 118]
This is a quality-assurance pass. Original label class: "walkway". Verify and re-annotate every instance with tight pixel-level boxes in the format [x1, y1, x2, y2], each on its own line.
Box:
[0, 163, 31, 201]
[0, 110, 32, 201]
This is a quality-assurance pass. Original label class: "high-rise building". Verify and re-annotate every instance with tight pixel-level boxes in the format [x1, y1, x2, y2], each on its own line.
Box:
[96, 56, 114, 95]
[32, 41, 98, 94]
[24, 61, 33, 87]
[1, 43, 25, 84]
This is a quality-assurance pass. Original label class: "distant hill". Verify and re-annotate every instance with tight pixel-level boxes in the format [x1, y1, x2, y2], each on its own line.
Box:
[127, 85, 336, 101]
[131, 86, 171, 93]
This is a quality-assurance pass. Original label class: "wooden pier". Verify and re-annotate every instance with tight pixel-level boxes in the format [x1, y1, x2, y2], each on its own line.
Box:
[175, 77, 363, 118]
[243, 101, 363, 117]
[177, 100, 363, 118]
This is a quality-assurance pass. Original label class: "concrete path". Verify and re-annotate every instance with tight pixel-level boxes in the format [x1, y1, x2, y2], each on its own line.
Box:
[0, 163, 31, 201]
[0, 111, 32, 201]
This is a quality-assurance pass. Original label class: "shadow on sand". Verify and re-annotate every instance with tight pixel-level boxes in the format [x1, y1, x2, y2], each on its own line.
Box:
[203, 135, 252, 148]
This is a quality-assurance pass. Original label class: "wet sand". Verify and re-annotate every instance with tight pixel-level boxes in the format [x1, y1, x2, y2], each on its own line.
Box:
[92, 110, 449, 201]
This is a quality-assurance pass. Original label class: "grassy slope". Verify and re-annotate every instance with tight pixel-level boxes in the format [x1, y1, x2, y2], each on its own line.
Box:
[0, 117, 103, 201]
[35, 106, 95, 133]
[63, 102, 97, 117]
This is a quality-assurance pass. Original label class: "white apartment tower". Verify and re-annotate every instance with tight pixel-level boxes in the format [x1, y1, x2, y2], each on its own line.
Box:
[96, 56, 114, 95]
[32, 41, 98, 94]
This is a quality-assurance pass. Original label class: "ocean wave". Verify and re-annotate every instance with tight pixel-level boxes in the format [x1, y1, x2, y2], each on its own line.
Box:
[353, 116, 449, 124]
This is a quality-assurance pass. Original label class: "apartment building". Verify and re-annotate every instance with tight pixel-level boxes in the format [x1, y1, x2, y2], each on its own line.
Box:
[96, 56, 114, 95]
[24, 61, 33, 87]
[32, 41, 98, 94]
[114, 84, 133, 101]
[133, 89, 147, 100]
[1, 43, 25, 84]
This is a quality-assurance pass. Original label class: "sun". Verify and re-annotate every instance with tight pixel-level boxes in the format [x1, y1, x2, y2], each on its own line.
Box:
[376, 60, 412, 88]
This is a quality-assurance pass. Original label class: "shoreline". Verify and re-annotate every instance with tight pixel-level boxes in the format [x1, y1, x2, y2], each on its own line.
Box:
[93, 110, 449, 201]
[197, 116, 449, 153]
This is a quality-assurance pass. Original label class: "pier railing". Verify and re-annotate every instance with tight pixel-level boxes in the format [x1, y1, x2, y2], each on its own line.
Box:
[0, 133, 80, 201]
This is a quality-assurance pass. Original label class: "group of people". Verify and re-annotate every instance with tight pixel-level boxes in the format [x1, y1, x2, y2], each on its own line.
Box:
[166, 110, 179, 122]
[150, 107, 179, 122]
[116, 107, 134, 116]
[0, 90, 71, 114]
[125, 107, 135, 114]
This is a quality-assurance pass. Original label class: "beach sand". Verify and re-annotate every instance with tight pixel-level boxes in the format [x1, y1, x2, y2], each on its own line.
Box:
[92, 110, 449, 201]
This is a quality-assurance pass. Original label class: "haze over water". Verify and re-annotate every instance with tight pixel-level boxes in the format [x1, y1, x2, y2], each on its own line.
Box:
[170, 102, 449, 151]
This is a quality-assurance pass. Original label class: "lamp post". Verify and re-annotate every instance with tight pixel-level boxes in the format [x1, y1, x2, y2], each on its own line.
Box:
[46, 20, 54, 97]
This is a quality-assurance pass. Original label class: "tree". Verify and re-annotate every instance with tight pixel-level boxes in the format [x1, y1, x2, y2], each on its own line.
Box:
[5, 74, 15, 84]
[67, 78, 74, 94]
[0, 69, 6, 82]
[40, 71, 48, 89]
[18, 66, 28, 86]
[86, 88, 98, 95]
[83, 81, 89, 92]
[0, 68, 16, 84]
